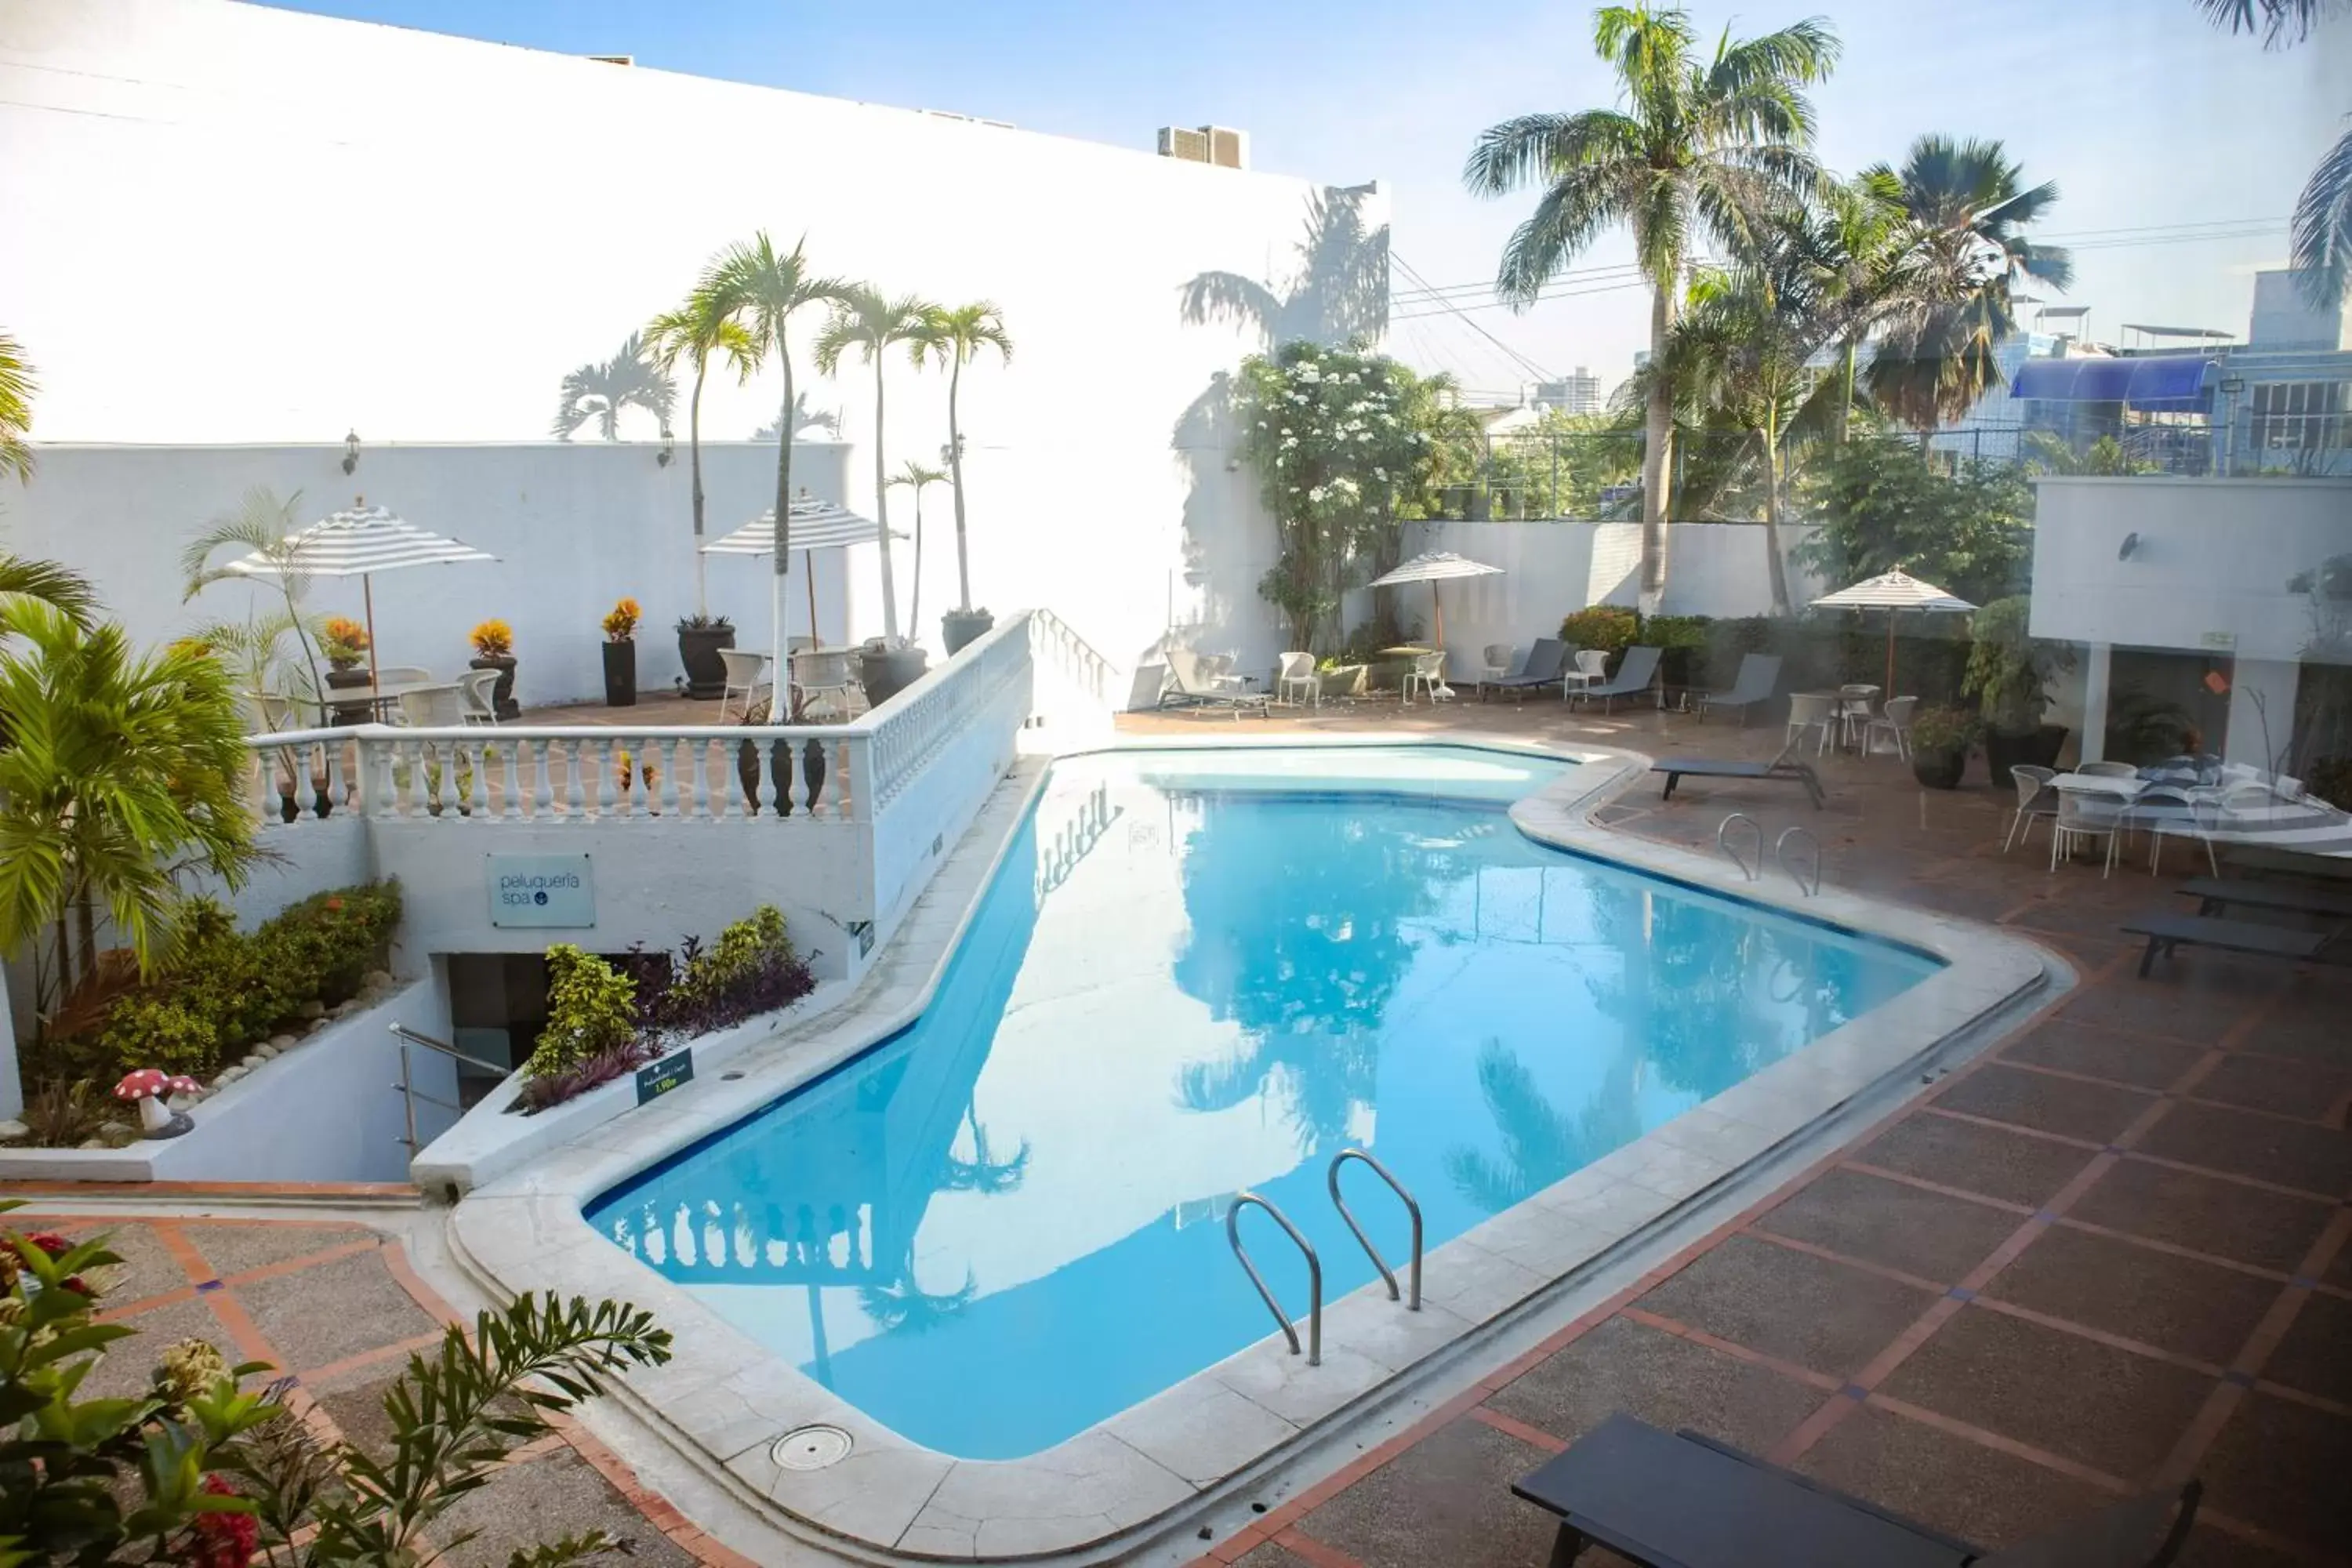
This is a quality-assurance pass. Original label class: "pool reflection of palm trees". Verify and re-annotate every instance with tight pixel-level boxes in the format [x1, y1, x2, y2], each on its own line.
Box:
[1170, 798, 1458, 1152]
[1445, 1038, 1644, 1213]
[942, 1108, 1031, 1196]
[856, 1268, 980, 1336]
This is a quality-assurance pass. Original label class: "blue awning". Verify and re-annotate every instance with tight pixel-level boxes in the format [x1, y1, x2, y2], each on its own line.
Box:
[2010, 354, 2213, 408]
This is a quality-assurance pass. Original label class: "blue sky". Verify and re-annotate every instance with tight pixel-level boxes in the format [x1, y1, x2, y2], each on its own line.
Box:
[262, 0, 2344, 395]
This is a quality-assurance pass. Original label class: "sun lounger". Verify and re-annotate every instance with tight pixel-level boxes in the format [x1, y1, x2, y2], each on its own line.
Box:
[1652, 741, 1824, 808]
[2175, 877, 2352, 922]
[1159, 649, 1271, 717]
[1480, 637, 1568, 702]
[1513, 1414, 2199, 1568]
[1570, 644, 1663, 713]
[2121, 911, 2333, 978]
[1693, 653, 1782, 725]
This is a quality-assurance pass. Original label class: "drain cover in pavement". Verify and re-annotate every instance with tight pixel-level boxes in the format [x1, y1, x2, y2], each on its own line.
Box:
[772, 1425, 853, 1470]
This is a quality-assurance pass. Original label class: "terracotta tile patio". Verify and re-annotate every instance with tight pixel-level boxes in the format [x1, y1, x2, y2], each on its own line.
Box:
[16, 695, 2350, 1564]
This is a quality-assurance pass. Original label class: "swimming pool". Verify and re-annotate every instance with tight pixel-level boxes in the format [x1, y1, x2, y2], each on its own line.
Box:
[585, 746, 1938, 1461]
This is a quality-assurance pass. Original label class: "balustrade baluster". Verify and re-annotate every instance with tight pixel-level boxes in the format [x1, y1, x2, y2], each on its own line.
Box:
[563, 739, 586, 816]
[659, 735, 680, 818]
[466, 739, 487, 818]
[322, 740, 346, 818]
[497, 742, 519, 821]
[755, 735, 778, 817]
[595, 738, 619, 818]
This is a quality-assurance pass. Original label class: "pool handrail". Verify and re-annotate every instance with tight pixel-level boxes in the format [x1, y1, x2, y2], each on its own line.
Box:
[1226, 1191, 1322, 1365]
[1329, 1148, 1423, 1311]
[1776, 825, 1822, 896]
[1716, 813, 1762, 880]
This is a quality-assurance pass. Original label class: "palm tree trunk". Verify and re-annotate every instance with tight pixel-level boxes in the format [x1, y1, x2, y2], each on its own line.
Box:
[873, 366, 900, 641]
[1760, 423, 1791, 616]
[771, 358, 795, 713]
[1639, 285, 1676, 615]
[690, 360, 710, 618]
[1836, 337, 1857, 444]
[909, 492, 924, 632]
[948, 354, 972, 614]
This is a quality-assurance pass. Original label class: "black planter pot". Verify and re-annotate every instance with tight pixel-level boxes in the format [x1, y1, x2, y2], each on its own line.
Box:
[677, 623, 735, 699]
[470, 655, 519, 720]
[1911, 747, 1968, 790]
[325, 666, 371, 690]
[941, 608, 994, 655]
[324, 665, 372, 727]
[860, 644, 931, 708]
[601, 641, 637, 708]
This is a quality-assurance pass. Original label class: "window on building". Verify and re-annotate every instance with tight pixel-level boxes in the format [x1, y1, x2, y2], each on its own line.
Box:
[2249, 381, 2350, 451]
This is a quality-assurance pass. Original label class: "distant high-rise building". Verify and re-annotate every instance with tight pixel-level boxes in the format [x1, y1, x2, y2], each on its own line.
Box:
[1527, 366, 1601, 414]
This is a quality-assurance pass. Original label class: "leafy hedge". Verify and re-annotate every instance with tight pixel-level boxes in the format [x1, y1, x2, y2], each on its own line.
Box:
[53, 882, 402, 1083]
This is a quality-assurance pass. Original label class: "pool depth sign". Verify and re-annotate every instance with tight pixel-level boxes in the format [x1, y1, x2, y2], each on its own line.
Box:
[486, 854, 595, 927]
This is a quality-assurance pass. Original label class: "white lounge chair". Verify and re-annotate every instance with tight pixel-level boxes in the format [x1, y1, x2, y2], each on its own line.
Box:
[1162, 650, 1270, 717]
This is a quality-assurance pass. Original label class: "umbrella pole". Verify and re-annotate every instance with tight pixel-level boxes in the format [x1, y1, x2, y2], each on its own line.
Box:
[805, 548, 818, 646]
[1884, 612, 1896, 695]
[363, 573, 380, 695]
[1432, 583, 1445, 654]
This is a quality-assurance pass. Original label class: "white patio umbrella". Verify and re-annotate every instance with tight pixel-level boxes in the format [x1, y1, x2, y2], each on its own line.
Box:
[1809, 567, 1976, 694]
[701, 494, 905, 649]
[216, 498, 496, 690]
[1365, 550, 1505, 650]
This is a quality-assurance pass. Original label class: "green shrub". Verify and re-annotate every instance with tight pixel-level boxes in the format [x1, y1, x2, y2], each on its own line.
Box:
[526, 945, 640, 1079]
[1558, 605, 1639, 664]
[78, 880, 401, 1084]
[1640, 615, 1711, 688]
[1908, 705, 1983, 754]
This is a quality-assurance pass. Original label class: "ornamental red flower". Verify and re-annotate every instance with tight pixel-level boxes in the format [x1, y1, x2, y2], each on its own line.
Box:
[191, 1475, 259, 1568]
[323, 897, 344, 912]
[20, 1232, 69, 1257]
[60, 1275, 93, 1297]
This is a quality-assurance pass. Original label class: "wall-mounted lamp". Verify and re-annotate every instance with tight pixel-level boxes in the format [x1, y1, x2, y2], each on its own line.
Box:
[2117, 531, 2142, 561]
[341, 430, 361, 476]
[656, 430, 675, 468]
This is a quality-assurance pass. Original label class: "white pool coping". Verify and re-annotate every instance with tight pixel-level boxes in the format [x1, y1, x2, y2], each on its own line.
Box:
[445, 736, 2060, 1563]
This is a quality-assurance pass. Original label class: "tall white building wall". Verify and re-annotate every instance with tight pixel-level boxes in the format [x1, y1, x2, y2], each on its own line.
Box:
[0, 0, 1380, 673]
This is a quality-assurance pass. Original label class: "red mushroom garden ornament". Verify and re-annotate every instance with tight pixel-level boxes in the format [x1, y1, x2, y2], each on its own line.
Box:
[114, 1069, 200, 1139]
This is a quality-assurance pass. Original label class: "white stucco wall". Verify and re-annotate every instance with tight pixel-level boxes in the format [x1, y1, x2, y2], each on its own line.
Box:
[2027, 477, 2352, 664]
[1, 0, 1374, 678]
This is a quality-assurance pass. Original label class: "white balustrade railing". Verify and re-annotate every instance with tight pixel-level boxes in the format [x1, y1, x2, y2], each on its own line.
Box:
[1027, 606, 1120, 714]
[242, 608, 1043, 830]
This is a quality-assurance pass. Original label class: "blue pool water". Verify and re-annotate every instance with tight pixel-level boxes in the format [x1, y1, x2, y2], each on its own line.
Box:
[585, 746, 1937, 1460]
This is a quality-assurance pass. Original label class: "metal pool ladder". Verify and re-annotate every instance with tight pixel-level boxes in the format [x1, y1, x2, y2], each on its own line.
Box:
[1226, 1192, 1321, 1364]
[1776, 825, 1822, 896]
[1717, 813, 1762, 880]
[1330, 1148, 1423, 1311]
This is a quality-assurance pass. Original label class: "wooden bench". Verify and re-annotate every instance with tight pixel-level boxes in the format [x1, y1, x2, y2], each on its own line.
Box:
[1652, 755, 1824, 809]
[1512, 1414, 2198, 1567]
[2120, 911, 2332, 978]
[2176, 877, 2352, 922]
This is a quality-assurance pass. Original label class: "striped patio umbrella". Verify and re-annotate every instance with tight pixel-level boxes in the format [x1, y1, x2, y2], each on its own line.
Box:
[218, 499, 496, 689]
[1809, 568, 1976, 695]
[1366, 550, 1504, 650]
[702, 495, 903, 647]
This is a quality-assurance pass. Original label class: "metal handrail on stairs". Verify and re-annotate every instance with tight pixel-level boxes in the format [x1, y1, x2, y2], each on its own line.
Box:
[1717, 813, 1762, 880]
[1225, 1191, 1322, 1364]
[390, 1023, 510, 1152]
[1329, 1148, 1423, 1311]
[1776, 825, 1822, 896]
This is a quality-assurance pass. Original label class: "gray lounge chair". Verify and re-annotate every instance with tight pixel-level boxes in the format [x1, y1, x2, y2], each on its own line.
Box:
[1694, 652, 1782, 724]
[1515, 1414, 2201, 1568]
[1481, 638, 1568, 702]
[1159, 650, 1271, 717]
[1652, 737, 1825, 808]
[1570, 644, 1662, 713]
[2120, 910, 2336, 978]
[2176, 876, 2352, 921]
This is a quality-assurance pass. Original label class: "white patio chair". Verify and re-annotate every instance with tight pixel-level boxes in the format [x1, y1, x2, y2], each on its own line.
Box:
[1785, 691, 1838, 755]
[790, 647, 858, 721]
[2003, 764, 2058, 853]
[1402, 650, 1454, 705]
[1481, 643, 1515, 683]
[458, 668, 501, 725]
[1276, 651, 1320, 707]
[1864, 695, 1918, 760]
[717, 649, 772, 723]
[1566, 648, 1610, 691]
[372, 666, 432, 685]
[1837, 684, 1881, 749]
[397, 686, 466, 728]
[2132, 784, 2220, 877]
[2050, 786, 2122, 877]
[2077, 760, 2140, 779]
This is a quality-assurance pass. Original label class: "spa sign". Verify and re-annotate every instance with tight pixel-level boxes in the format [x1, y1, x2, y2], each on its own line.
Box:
[486, 854, 595, 927]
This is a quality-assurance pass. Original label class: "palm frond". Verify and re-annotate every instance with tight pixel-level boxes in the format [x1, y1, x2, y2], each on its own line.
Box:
[0, 329, 35, 483]
[2195, 0, 2344, 47]
[0, 552, 98, 627]
[2291, 118, 2352, 308]
[1177, 271, 1287, 336]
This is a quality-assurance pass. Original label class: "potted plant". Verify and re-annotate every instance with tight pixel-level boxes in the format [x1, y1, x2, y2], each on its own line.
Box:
[1908, 705, 1980, 789]
[677, 612, 735, 700]
[468, 619, 519, 719]
[1963, 596, 2073, 783]
[858, 636, 930, 707]
[941, 607, 994, 654]
[601, 597, 640, 708]
[320, 616, 372, 690]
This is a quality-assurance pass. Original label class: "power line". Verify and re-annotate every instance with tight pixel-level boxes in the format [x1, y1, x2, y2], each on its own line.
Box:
[1391, 252, 1554, 383]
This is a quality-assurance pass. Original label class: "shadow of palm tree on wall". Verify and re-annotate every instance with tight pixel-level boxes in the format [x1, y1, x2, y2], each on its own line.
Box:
[1168, 188, 1392, 657]
[553, 330, 677, 441]
[752, 391, 840, 443]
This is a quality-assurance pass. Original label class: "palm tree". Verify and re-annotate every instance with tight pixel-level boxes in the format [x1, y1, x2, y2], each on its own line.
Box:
[913, 303, 1012, 619]
[700, 234, 855, 688]
[1, 330, 34, 484]
[551, 332, 677, 441]
[0, 554, 97, 628]
[1463, 3, 1839, 612]
[2290, 118, 2351, 308]
[0, 600, 256, 1000]
[1860, 136, 2072, 433]
[2195, 0, 2342, 46]
[182, 487, 329, 720]
[646, 290, 760, 616]
[887, 459, 948, 632]
[816, 289, 938, 644]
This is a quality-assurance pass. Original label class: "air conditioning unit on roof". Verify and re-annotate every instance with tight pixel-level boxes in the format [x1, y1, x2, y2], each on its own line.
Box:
[1157, 125, 1248, 169]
